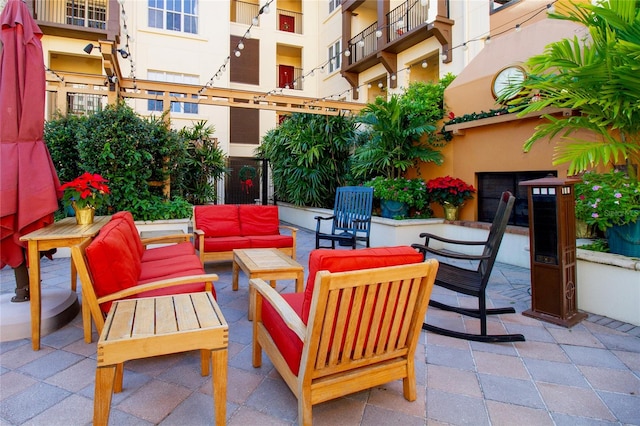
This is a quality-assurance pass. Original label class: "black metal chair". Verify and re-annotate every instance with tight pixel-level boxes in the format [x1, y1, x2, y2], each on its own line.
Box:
[315, 186, 373, 249]
[412, 191, 525, 343]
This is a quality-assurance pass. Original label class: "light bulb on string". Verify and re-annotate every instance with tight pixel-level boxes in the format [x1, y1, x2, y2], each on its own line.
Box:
[344, 49, 351, 57]
[375, 29, 382, 38]
[422, 60, 428, 68]
[234, 50, 241, 57]
[252, 17, 259, 25]
[238, 42, 244, 50]
[515, 24, 521, 32]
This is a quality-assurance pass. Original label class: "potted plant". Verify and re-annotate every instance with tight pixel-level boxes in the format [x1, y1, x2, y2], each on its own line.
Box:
[425, 176, 476, 220]
[365, 176, 430, 219]
[60, 172, 110, 224]
[575, 170, 640, 256]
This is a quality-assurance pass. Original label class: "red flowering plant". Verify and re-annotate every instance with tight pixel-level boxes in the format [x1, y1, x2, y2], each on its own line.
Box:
[426, 176, 476, 207]
[60, 172, 110, 211]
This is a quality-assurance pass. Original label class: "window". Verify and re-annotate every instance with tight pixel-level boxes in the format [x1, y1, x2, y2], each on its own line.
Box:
[67, 92, 105, 115]
[147, 71, 199, 114]
[477, 171, 556, 226]
[328, 40, 341, 73]
[66, 0, 107, 29]
[329, 0, 342, 13]
[148, 0, 198, 34]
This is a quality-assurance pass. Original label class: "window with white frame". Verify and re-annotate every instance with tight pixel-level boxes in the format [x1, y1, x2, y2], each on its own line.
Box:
[148, 0, 198, 34]
[328, 40, 341, 73]
[329, 0, 342, 13]
[147, 71, 199, 114]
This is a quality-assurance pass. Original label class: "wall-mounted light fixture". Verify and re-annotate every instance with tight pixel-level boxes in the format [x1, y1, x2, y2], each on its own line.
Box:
[83, 43, 129, 59]
[83, 43, 97, 54]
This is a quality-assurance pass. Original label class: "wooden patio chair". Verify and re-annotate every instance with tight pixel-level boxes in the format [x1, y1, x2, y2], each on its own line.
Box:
[315, 186, 373, 249]
[412, 191, 525, 343]
[251, 246, 438, 426]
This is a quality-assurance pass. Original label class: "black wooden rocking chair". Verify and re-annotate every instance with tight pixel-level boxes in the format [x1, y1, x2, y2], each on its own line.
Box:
[315, 186, 373, 249]
[412, 191, 525, 343]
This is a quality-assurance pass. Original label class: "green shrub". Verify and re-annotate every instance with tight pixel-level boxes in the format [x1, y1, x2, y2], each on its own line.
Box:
[45, 103, 193, 220]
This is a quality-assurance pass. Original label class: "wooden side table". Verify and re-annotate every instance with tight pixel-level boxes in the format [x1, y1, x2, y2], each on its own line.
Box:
[94, 292, 228, 425]
[19, 216, 111, 350]
[232, 248, 304, 320]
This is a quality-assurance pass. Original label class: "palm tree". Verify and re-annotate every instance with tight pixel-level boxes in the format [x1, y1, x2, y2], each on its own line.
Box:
[351, 94, 443, 180]
[509, 0, 640, 176]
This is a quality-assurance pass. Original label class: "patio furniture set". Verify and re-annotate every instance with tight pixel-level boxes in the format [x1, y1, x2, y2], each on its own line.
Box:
[19, 188, 519, 425]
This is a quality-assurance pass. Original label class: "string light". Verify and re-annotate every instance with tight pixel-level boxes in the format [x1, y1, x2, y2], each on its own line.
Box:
[199, 0, 274, 94]
[118, 2, 136, 88]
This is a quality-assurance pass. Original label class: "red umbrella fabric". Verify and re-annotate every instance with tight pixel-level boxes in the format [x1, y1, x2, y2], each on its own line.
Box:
[0, 0, 60, 268]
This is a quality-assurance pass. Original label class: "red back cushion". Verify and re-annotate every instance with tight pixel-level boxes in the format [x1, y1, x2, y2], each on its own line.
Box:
[85, 220, 142, 303]
[239, 205, 280, 236]
[194, 205, 241, 237]
[111, 211, 144, 259]
[301, 246, 423, 322]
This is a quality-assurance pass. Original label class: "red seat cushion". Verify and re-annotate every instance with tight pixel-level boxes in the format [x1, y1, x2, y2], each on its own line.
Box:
[248, 235, 294, 249]
[141, 242, 195, 262]
[138, 255, 204, 281]
[194, 205, 241, 237]
[301, 246, 423, 323]
[239, 205, 280, 236]
[203, 236, 251, 252]
[261, 292, 304, 375]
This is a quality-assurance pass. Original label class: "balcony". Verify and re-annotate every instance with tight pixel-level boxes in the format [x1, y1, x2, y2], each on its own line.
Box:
[231, 0, 260, 26]
[276, 65, 304, 90]
[29, 0, 120, 41]
[342, 0, 453, 82]
[277, 8, 302, 34]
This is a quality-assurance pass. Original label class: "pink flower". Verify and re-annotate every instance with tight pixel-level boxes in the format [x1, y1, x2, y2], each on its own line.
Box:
[592, 213, 599, 218]
[614, 192, 622, 198]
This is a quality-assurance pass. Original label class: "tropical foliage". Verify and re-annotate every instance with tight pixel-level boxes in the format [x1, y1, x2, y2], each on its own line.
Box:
[350, 76, 454, 180]
[507, 0, 640, 176]
[178, 120, 228, 205]
[257, 113, 356, 208]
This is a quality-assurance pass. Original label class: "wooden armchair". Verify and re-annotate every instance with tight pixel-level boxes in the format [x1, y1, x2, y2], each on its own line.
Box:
[412, 191, 525, 343]
[251, 246, 438, 425]
[315, 186, 374, 249]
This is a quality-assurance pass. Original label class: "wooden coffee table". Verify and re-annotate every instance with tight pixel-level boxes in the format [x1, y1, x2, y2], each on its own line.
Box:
[94, 292, 228, 425]
[232, 248, 304, 320]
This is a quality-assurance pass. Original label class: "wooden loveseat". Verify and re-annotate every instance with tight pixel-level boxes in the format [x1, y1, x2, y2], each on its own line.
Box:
[71, 211, 218, 342]
[193, 205, 297, 263]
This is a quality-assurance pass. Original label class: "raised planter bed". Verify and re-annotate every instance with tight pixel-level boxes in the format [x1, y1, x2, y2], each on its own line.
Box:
[576, 249, 640, 326]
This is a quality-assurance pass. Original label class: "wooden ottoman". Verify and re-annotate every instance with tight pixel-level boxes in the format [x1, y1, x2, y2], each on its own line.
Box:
[93, 292, 228, 425]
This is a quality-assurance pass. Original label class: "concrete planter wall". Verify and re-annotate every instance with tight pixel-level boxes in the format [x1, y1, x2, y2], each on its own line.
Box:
[278, 203, 640, 326]
[576, 249, 640, 326]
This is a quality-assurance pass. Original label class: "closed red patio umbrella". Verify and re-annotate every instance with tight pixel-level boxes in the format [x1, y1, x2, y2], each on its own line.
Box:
[0, 0, 60, 279]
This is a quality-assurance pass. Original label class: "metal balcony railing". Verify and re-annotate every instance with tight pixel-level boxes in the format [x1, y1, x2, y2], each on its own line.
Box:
[386, 0, 431, 43]
[347, 21, 378, 65]
[232, 0, 260, 26]
[277, 9, 302, 34]
[33, 0, 108, 30]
